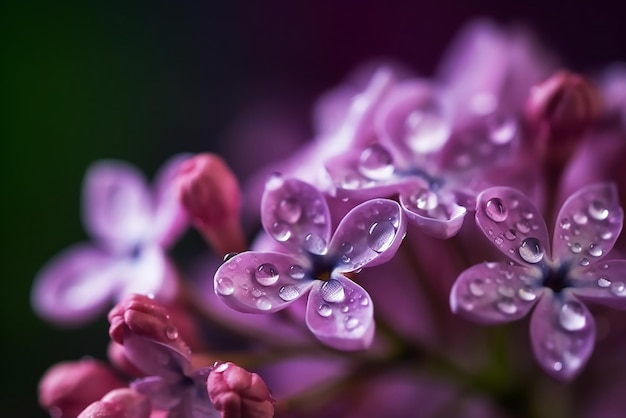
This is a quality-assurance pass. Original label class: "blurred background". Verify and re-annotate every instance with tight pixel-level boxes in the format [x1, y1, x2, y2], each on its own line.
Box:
[1, 1, 625, 416]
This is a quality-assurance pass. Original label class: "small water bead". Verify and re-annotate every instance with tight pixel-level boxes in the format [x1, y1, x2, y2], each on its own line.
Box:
[494, 236, 504, 246]
[361, 297, 369, 306]
[570, 243, 582, 254]
[559, 301, 587, 331]
[271, 221, 292, 242]
[251, 287, 263, 298]
[610, 281, 626, 296]
[404, 109, 450, 154]
[519, 237, 544, 264]
[288, 265, 305, 280]
[367, 220, 396, 253]
[342, 173, 361, 190]
[223, 252, 238, 262]
[277, 198, 302, 224]
[304, 233, 327, 255]
[256, 297, 272, 311]
[279, 285, 300, 301]
[580, 258, 590, 267]
[496, 298, 518, 315]
[341, 242, 354, 254]
[165, 326, 178, 340]
[468, 278, 487, 297]
[412, 188, 438, 211]
[560, 218, 571, 230]
[312, 212, 326, 225]
[358, 144, 395, 180]
[216, 277, 235, 296]
[341, 255, 351, 264]
[318, 304, 333, 317]
[588, 244, 603, 257]
[553, 361, 563, 371]
[340, 305, 349, 313]
[488, 115, 517, 145]
[522, 210, 534, 220]
[601, 231, 613, 240]
[573, 212, 588, 225]
[505, 229, 517, 240]
[345, 316, 360, 330]
[320, 279, 346, 303]
[255, 263, 280, 286]
[518, 286, 537, 301]
[588, 200, 609, 221]
[598, 277, 611, 288]
[485, 198, 508, 222]
[516, 221, 530, 234]
[213, 362, 229, 373]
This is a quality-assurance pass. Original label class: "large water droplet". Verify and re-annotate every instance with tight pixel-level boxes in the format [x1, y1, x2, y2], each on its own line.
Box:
[165, 326, 178, 340]
[318, 304, 332, 317]
[288, 265, 305, 280]
[598, 277, 611, 288]
[469, 278, 486, 297]
[277, 198, 302, 224]
[358, 144, 394, 180]
[345, 316, 360, 330]
[559, 301, 587, 331]
[496, 298, 518, 315]
[610, 281, 626, 296]
[320, 279, 346, 303]
[216, 277, 235, 296]
[304, 233, 327, 255]
[279, 285, 300, 301]
[485, 198, 507, 222]
[588, 244, 603, 257]
[518, 286, 537, 301]
[488, 115, 517, 144]
[255, 263, 279, 286]
[404, 109, 450, 153]
[573, 212, 588, 225]
[519, 237, 544, 264]
[570, 243, 582, 254]
[271, 221, 292, 242]
[412, 188, 438, 211]
[256, 297, 273, 311]
[588, 200, 609, 221]
[367, 220, 396, 253]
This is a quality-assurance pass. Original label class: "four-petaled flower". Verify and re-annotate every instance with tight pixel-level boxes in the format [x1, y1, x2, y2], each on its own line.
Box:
[214, 175, 406, 350]
[32, 156, 189, 326]
[450, 183, 626, 380]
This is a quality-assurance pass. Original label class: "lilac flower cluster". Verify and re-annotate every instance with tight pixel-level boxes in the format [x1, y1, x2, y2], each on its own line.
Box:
[32, 20, 626, 418]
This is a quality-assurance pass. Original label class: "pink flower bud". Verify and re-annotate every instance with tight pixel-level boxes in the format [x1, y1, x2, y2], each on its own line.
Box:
[175, 153, 246, 255]
[38, 359, 125, 418]
[207, 362, 275, 418]
[77, 388, 151, 418]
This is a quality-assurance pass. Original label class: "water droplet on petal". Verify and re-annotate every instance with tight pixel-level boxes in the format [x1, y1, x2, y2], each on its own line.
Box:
[278, 198, 302, 224]
[216, 277, 235, 296]
[271, 221, 292, 242]
[518, 286, 537, 301]
[469, 278, 486, 297]
[496, 298, 518, 315]
[573, 212, 588, 225]
[560, 218, 571, 230]
[404, 109, 450, 153]
[251, 287, 263, 298]
[553, 361, 563, 371]
[505, 229, 517, 240]
[412, 188, 438, 211]
[516, 221, 531, 234]
[361, 297, 369, 306]
[304, 233, 327, 255]
[213, 362, 229, 373]
[519, 237, 544, 264]
[256, 297, 272, 311]
[341, 255, 351, 264]
[345, 316, 360, 330]
[318, 303, 332, 317]
[341, 173, 361, 189]
[279, 285, 300, 301]
[570, 243, 582, 254]
[255, 263, 279, 286]
[358, 144, 394, 180]
[580, 258, 590, 267]
[165, 326, 178, 340]
[223, 252, 238, 262]
[494, 236, 504, 246]
[488, 115, 517, 144]
[320, 279, 346, 303]
[485, 198, 508, 222]
[598, 277, 611, 288]
[610, 281, 626, 296]
[522, 210, 534, 220]
[559, 301, 587, 331]
[601, 231, 613, 240]
[367, 220, 396, 253]
[589, 200, 609, 221]
[588, 244, 603, 257]
[288, 265, 305, 280]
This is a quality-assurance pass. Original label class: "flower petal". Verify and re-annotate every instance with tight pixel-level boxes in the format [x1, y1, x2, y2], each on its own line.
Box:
[570, 260, 626, 309]
[552, 183, 623, 266]
[450, 262, 541, 324]
[399, 185, 467, 239]
[214, 251, 316, 314]
[330, 198, 406, 271]
[123, 331, 190, 381]
[31, 244, 119, 326]
[116, 245, 178, 303]
[131, 376, 183, 410]
[530, 291, 596, 381]
[305, 273, 375, 350]
[475, 187, 551, 266]
[82, 160, 151, 252]
[261, 176, 331, 255]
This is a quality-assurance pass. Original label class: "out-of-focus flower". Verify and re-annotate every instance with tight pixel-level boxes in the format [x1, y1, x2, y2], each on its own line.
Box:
[77, 388, 151, 418]
[450, 183, 626, 380]
[38, 358, 126, 418]
[32, 156, 189, 326]
[214, 176, 406, 350]
[207, 362, 275, 418]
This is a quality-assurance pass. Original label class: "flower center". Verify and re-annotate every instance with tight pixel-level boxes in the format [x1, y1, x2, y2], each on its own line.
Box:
[542, 264, 571, 294]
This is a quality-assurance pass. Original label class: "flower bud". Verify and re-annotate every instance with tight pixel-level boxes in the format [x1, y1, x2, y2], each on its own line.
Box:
[175, 153, 246, 255]
[38, 359, 125, 418]
[77, 388, 151, 418]
[207, 362, 275, 418]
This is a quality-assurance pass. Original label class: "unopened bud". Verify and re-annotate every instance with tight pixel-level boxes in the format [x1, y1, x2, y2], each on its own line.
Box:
[77, 388, 151, 418]
[176, 153, 246, 255]
[207, 362, 275, 418]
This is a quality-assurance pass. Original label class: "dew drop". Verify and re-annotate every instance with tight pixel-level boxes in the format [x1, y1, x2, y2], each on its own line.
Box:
[494, 236, 504, 246]
[505, 229, 517, 240]
[216, 277, 235, 296]
[304, 233, 327, 255]
[610, 281, 626, 296]
[341, 173, 361, 189]
[559, 301, 587, 331]
[345, 316, 360, 330]
[518, 286, 537, 301]
[361, 297, 370, 306]
[412, 188, 439, 211]
[271, 221, 292, 242]
[516, 221, 531, 234]
[341, 255, 351, 264]
[580, 258, 590, 267]
[570, 242, 582, 254]
[318, 303, 333, 317]
[320, 279, 346, 303]
[404, 109, 450, 153]
[358, 144, 395, 180]
[165, 326, 178, 340]
[588, 244, 603, 257]
[255, 263, 279, 286]
[367, 220, 396, 253]
[488, 115, 517, 144]
[251, 287, 263, 298]
[519, 237, 544, 264]
[588, 200, 609, 221]
[288, 265, 305, 280]
[573, 212, 588, 225]
[340, 305, 349, 313]
[485, 198, 508, 222]
[277, 198, 302, 224]
[560, 218, 571, 230]
[468, 278, 487, 297]
[213, 362, 229, 373]
[496, 298, 518, 315]
[553, 361, 563, 371]
[341, 242, 354, 254]
[601, 231, 613, 240]
[255, 297, 272, 311]
[279, 285, 300, 301]
[598, 277, 611, 288]
[223, 252, 238, 262]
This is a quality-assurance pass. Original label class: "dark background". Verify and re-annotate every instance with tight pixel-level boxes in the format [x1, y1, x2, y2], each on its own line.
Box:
[2, 1, 625, 416]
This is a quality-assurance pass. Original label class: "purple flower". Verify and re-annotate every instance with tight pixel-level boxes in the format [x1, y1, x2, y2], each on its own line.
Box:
[214, 175, 406, 350]
[31, 155, 189, 326]
[450, 183, 626, 380]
